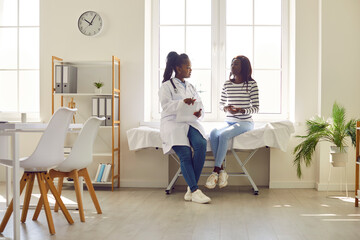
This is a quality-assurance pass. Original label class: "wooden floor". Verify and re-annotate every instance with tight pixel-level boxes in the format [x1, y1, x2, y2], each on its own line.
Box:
[1, 184, 360, 240]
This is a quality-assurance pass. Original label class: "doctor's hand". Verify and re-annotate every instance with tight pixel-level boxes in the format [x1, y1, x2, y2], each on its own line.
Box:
[193, 109, 202, 118]
[184, 97, 196, 105]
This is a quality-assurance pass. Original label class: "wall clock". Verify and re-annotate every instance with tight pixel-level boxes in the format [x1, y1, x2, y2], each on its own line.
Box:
[78, 11, 103, 36]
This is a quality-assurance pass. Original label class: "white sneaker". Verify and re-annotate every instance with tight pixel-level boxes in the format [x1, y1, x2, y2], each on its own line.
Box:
[184, 186, 192, 201]
[191, 189, 211, 204]
[205, 172, 218, 189]
[218, 170, 229, 188]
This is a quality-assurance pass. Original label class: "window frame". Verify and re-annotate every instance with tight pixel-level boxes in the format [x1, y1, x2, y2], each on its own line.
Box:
[149, 0, 289, 122]
[0, 0, 40, 122]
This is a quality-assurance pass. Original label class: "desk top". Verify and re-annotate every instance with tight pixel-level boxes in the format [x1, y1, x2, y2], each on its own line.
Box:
[0, 122, 82, 131]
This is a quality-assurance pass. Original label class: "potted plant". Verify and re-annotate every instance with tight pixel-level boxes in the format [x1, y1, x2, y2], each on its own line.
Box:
[93, 81, 104, 94]
[293, 102, 357, 178]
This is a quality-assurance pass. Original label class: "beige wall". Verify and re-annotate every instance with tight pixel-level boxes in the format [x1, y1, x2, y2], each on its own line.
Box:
[1, 0, 360, 191]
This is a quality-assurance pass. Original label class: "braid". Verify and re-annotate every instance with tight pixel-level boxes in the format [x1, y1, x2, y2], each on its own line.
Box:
[162, 52, 189, 83]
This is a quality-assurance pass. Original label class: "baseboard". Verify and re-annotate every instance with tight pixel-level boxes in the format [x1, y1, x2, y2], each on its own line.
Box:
[316, 182, 355, 192]
[269, 181, 316, 189]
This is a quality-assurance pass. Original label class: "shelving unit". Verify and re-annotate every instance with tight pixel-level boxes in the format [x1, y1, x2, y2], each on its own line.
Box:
[51, 56, 120, 191]
[355, 121, 360, 207]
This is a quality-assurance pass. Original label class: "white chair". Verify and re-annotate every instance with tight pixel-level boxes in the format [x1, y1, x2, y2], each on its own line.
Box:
[0, 107, 77, 235]
[34, 117, 105, 222]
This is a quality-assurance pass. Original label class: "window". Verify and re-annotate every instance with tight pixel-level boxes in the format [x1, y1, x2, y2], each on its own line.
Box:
[0, 0, 40, 121]
[149, 0, 288, 121]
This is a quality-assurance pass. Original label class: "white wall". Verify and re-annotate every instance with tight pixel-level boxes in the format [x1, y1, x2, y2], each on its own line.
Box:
[2, 0, 360, 190]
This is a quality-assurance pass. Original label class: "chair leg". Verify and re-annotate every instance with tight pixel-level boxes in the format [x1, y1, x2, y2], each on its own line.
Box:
[21, 173, 35, 223]
[80, 168, 102, 214]
[71, 170, 85, 222]
[36, 172, 56, 235]
[32, 182, 49, 221]
[54, 176, 64, 212]
[0, 173, 30, 232]
[43, 172, 74, 225]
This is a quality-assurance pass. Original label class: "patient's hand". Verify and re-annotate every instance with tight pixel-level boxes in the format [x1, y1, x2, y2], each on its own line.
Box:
[184, 97, 196, 105]
[193, 109, 202, 118]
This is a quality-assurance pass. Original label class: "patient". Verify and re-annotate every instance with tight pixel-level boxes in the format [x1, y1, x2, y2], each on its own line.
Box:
[158, 51, 211, 204]
[205, 55, 259, 189]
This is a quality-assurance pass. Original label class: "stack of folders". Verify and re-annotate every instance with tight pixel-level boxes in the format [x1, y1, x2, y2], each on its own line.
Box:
[92, 96, 119, 126]
[55, 65, 78, 93]
[94, 163, 112, 183]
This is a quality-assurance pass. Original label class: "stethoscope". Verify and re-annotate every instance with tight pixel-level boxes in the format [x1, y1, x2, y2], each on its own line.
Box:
[170, 79, 178, 93]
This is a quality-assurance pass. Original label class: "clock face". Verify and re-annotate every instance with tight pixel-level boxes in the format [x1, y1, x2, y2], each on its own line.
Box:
[78, 11, 103, 36]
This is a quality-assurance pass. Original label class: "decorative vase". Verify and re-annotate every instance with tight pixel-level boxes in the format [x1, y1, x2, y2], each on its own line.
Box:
[94, 88, 102, 94]
[330, 146, 348, 167]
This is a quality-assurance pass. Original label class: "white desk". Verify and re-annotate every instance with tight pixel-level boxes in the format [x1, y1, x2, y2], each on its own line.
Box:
[0, 122, 81, 240]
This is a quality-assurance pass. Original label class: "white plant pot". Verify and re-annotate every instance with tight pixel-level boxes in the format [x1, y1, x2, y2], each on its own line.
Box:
[330, 146, 348, 167]
[94, 88, 102, 94]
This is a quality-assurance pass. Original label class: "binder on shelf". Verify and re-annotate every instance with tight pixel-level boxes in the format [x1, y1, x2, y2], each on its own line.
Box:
[96, 164, 106, 182]
[101, 164, 112, 182]
[99, 97, 106, 126]
[62, 65, 78, 93]
[92, 98, 99, 116]
[94, 164, 102, 182]
[105, 96, 119, 126]
[55, 65, 63, 93]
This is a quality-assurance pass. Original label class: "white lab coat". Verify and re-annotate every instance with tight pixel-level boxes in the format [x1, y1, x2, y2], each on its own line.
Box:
[158, 78, 207, 154]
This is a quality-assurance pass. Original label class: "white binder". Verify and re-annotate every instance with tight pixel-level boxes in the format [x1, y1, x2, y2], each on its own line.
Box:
[55, 65, 62, 93]
[99, 98, 106, 126]
[92, 98, 99, 116]
[62, 65, 78, 93]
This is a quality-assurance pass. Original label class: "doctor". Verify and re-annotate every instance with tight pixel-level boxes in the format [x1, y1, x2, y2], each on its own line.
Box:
[159, 51, 211, 204]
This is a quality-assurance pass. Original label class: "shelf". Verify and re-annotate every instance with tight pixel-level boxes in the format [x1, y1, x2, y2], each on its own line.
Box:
[60, 60, 114, 66]
[54, 93, 118, 97]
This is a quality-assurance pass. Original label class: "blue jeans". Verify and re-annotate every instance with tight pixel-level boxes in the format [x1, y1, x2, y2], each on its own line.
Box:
[210, 121, 254, 167]
[172, 126, 207, 192]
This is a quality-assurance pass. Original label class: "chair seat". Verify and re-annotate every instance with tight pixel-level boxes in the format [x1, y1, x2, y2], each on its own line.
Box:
[0, 157, 61, 172]
[0, 157, 27, 167]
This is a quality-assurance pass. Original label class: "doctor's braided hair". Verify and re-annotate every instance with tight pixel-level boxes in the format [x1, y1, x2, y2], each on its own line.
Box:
[162, 51, 189, 83]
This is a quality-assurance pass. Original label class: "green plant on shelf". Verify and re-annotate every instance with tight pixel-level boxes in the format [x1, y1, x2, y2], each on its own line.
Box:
[94, 81, 104, 89]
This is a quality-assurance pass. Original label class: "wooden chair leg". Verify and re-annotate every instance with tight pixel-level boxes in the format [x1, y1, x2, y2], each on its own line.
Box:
[0, 173, 30, 232]
[71, 170, 85, 222]
[43, 172, 74, 225]
[80, 168, 102, 214]
[21, 173, 35, 223]
[36, 172, 56, 235]
[32, 182, 49, 221]
[54, 176, 64, 212]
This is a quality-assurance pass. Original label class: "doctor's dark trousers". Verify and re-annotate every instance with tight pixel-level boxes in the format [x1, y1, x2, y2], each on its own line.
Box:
[172, 126, 207, 192]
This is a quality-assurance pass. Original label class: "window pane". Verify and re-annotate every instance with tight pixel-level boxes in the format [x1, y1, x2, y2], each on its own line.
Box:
[159, 26, 185, 68]
[0, 28, 17, 69]
[189, 70, 211, 113]
[19, 70, 39, 112]
[0, 71, 17, 111]
[254, 0, 281, 25]
[227, 0, 253, 25]
[253, 70, 281, 113]
[187, 0, 211, 24]
[254, 26, 281, 69]
[19, 27, 39, 69]
[0, 0, 17, 26]
[160, 0, 184, 25]
[226, 26, 253, 67]
[19, 0, 39, 26]
[186, 26, 211, 68]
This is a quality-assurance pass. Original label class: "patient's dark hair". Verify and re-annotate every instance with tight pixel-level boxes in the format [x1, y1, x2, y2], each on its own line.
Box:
[229, 55, 254, 91]
[162, 52, 189, 83]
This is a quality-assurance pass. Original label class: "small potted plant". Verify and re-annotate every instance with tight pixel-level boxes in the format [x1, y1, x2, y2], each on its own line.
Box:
[293, 102, 357, 178]
[94, 81, 104, 94]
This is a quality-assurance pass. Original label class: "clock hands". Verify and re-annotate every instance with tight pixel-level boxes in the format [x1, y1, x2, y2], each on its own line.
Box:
[84, 19, 92, 26]
[90, 14, 97, 24]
